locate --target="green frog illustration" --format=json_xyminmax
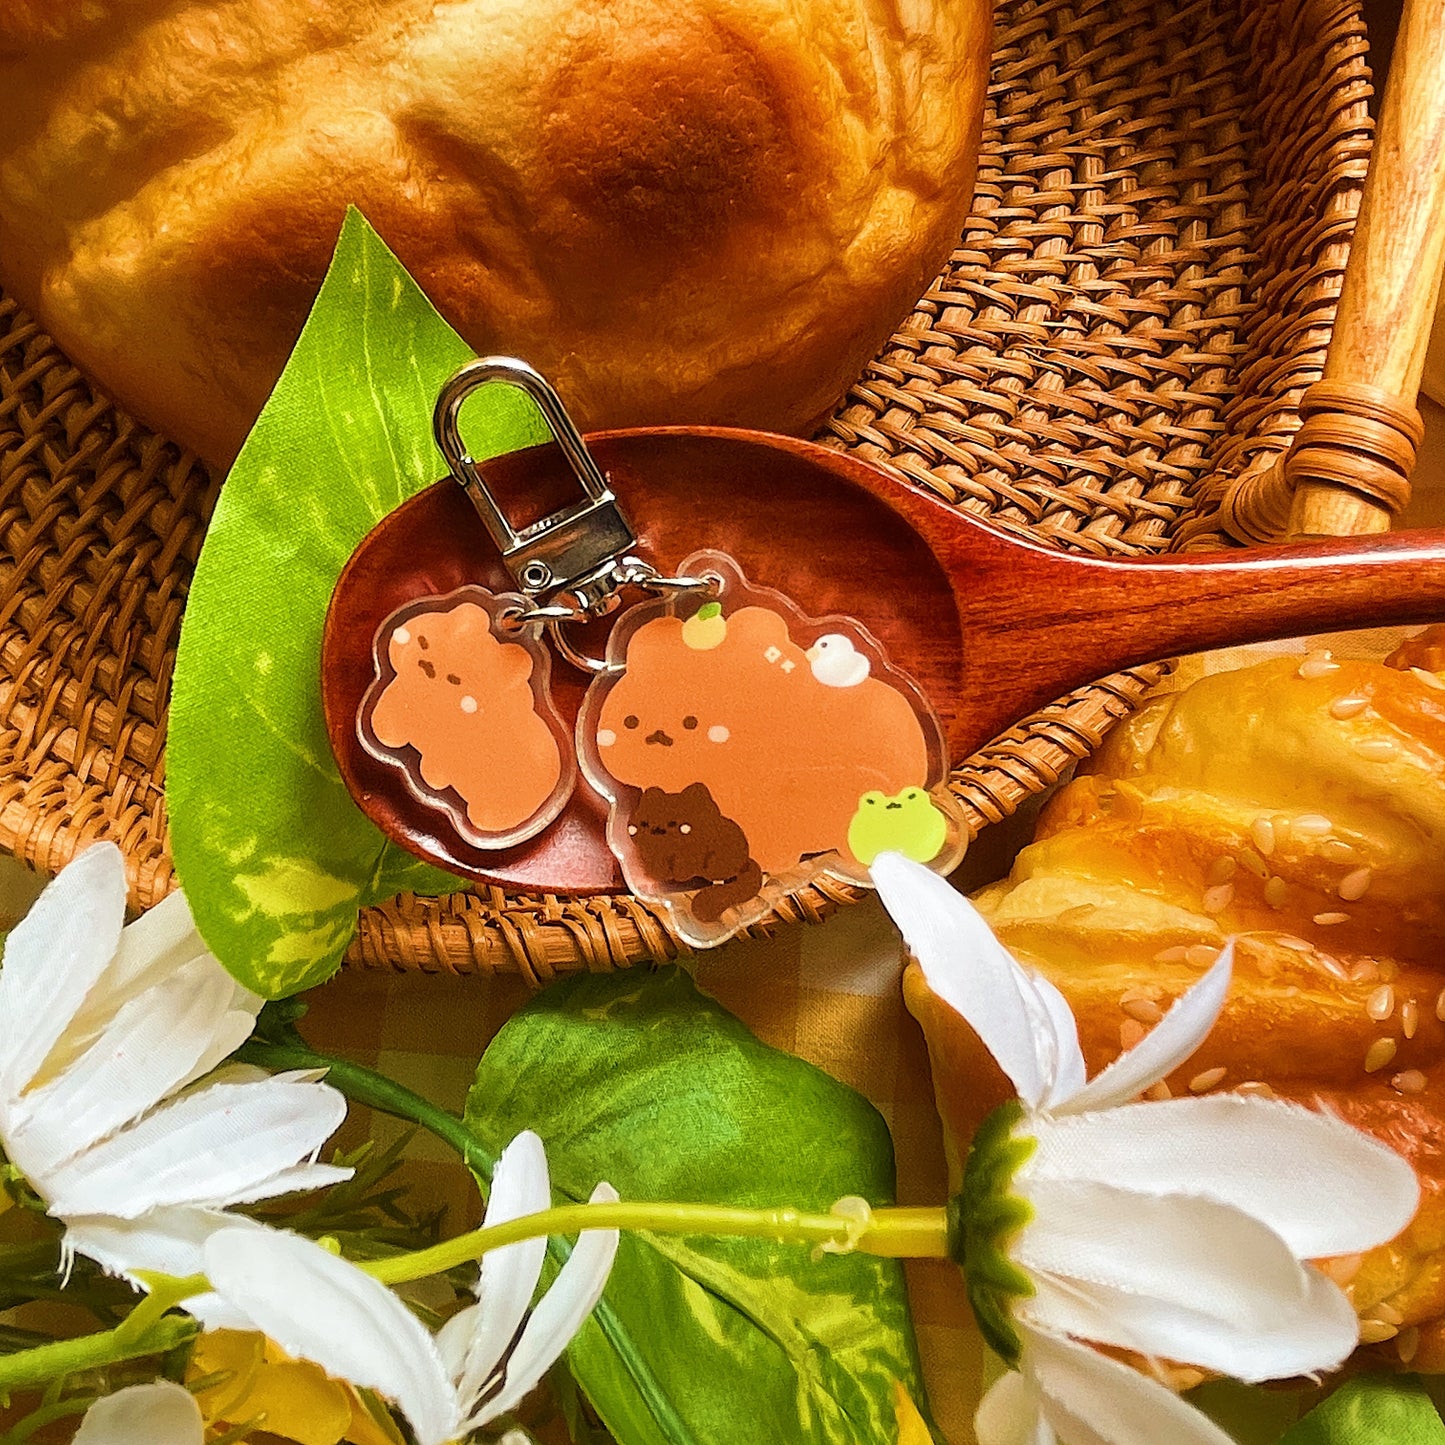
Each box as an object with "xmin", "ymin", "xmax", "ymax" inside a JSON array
[{"xmin": 847, "ymin": 787, "xmax": 949, "ymax": 866}]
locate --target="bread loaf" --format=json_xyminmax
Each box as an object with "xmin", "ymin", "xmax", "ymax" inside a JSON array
[
  {"xmin": 910, "ymin": 650, "xmax": 1445, "ymax": 1369},
  {"xmin": 0, "ymin": 1, "xmax": 989, "ymax": 466}
]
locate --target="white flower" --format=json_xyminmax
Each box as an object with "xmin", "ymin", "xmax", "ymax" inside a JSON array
[
  {"xmin": 0, "ymin": 844, "xmax": 351, "ymax": 1309},
  {"xmin": 198, "ymin": 1130, "xmax": 619, "ymax": 1445},
  {"xmin": 74, "ymin": 1381, "xmax": 202, "ymax": 1444},
  {"xmin": 872, "ymin": 851, "xmax": 1420, "ymax": 1445}
]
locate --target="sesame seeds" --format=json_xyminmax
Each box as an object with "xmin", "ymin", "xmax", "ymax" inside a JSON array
[
  {"xmin": 1250, "ymin": 817, "xmax": 1276, "ymax": 856},
  {"xmin": 1202, "ymin": 883, "xmax": 1234, "ymax": 915},
  {"xmin": 1144, "ymin": 1081, "xmax": 1172, "ymax": 1102},
  {"xmin": 1122, "ymin": 995, "xmax": 1164, "ymax": 1025},
  {"xmin": 1237, "ymin": 848, "xmax": 1269, "ymax": 878},
  {"xmin": 1356, "ymin": 738, "xmax": 1399, "ymax": 763},
  {"xmin": 1313, "ymin": 911, "xmax": 1349, "ymax": 926},
  {"xmin": 1297, "ymin": 650, "xmax": 1341, "ymax": 679},
  {"xmin": 1152, "ymin": 945, "xmax": 1190, "ymax": 964},
  {"xmin": 1188, "ymin": 1067, "xmax": 1227, "ymax": 1094},
  {"xmin": 1364, "ymin": 1038, "xmax": 1398, "ymax": 1073},
  {"xmin": 1234, "ymin": 1080, "xmax": 1277, "ymax": 1099},
  {"xmin": 1402, "ymin": 999, "xmax": 1419, "ymax": 1039},
  {"xmin": 1207, "ymin": 856, "xmax": 1238, "ymax": 885},
  {"xmin": 1359, "ymin": 1319, "xmax": 1400, "ymax": 1345},
  {"xmin": 1264, "ymin": 877, "xmax": 1289, "ymax": 909},
  {"xmin": 1275, "ymin": 934, "xmax": 1313, "ymax": 952},
  {"xmin": 1329, "ymin": 694, "xmax": 1369, "ymax": 719},
  {"xmin": 1391, "ymin": 1070, "xmax": 1427, "ymax": 1095},
  {"xmin": 1411, "ymin": 666, "xmax": 1445, "ymax": 692},
  {"xmin": 1320, "ymin": 839, "xmax": 1356, "ymax": 863},
  {"xmin": 1292, "ymin": 814, "xmax": 1333, "ymax": 837},
  {"xmin": 1120, "ymin": 1019, "xmax": 1147, "ymax": 1050},
  {"xmin": 1366, "ymin": 985, "xmax": 1396, "ymax": 1022},
  {"xmin": 1350, "ymin": 960, "xmax": 1382, "ymax": 985},
  {"xmin": 1338, "ymin": 867, "xmax": 1372, "ymax": 901},
  {"xmin": 1398, "ymin": 1326, "xmax": 1421, "ymax": 1365},
  {"xmin": 1185, "ymin": 944, "xmax": 1220, "ymax": 969}
]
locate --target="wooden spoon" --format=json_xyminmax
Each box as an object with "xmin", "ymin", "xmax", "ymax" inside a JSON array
[{"xmin": 324, "ymin": 426, "xmax": 1445, "ymax": 894}]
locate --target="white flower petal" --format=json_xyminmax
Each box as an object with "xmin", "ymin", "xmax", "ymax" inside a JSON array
[
  {"xmin": 5, "ymin": 957, "xmax": 239, "ymax": 1181},
  {"xmin": 43, "ymin": 1078, "xmax": 346, "ymax": 1218},
  {"xmin": 60, "ymin": 889, "xmax": 257, "ymax": 1061},
  {"xmin": 1023, "ymin": 1326, "xmax": 1236, "ymax": 1445},
  {"xmin": 206, "ymin": 1161, "xmax": 355, "ymax": 1207},
  {"xmin": 975, "ymin": 1369, "xmax": 1056, "ymax": 1445},
  {"xmin": 456, "ymin": 1131, "xmax": 551, "ymax": 1410},
  {"xmin": 469, "ymin": 1181, "xmax": 621, "ymax": 1428},
  {"xmin": 872, "ymin": 852, "xmax": 1062, "ymax": 1108},
  {"xmin": 1027, "ymin": 1264, "xmax": 1358, "ymax": 1383},
  {"xmin": 437, "ymin": 1301, "xmax": 482, "ymax": 1379},
  {"xmin": 169, "ymin": 1009, "xmax": 266, "ymax": 1097},
  {"xmin": 1017, "ymin": 1179, "xmax": 1313, "ymax": 1322},
  {"xmin": 0, "ymin": 843, "xmax": 127, "ymax": 1101},
  {"xmin": 1030, "ymin": 972, "xmax": 1087, "ymax": 1110},
  {"xmin": 1061, "ymin": 946, "xmax": 1233, "ymax": 1115},
  {"xmin": 196, "ymin": 1062, "xmax": 274, "ymax": 1088},
  {"xmin": 74, "ymin": 1381, "xmax": 203, "ymax": 1445},
  {"xmin": 203, "ymin": 1226, "xmax": 460, "ymax": 1445},
  {"xmin": 63, "ymin": 1207, "xmax": 264, "ymax": 1330},
  {"xmin": 1015, "ymin": 1180, "xmax": 1359, "ymax": 1379},
  {"xmin": 1025, "ymin": 1095, "xmax": 1419, "ymax": 1258}
]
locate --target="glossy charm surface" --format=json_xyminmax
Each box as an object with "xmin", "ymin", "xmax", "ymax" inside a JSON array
[
  {"xmin": 359, "ymin": 586, "xmax": 575, "ymax": 850},
  {"xmin": 579, "ymin": 551, "xmax": 964, "ymax": 943}
]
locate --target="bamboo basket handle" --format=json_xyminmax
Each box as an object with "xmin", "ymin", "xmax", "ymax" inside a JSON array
[{"xmin": 1223, "ymin": 0, "xmax": 1445, "ymax": 541}]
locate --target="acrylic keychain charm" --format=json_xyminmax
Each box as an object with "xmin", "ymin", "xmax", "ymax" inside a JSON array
[
  {"xmin": 332, "ymin": 354, "xmax": 964, "ymax": 941},
  {"xmin": 358, "ymin": 585, "xmax": 575, "ymax": 850},
  {"xmin": 578, "ymin": 549, "xmax": 966, "ymax": 946},
  {"xmin": 346, "ymin": 355, "xmax": 626, "ymax": 852}
]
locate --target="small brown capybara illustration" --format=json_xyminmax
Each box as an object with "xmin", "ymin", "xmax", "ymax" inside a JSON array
[
  {"xmin": 626, "ymin": 783, "xmax": 765, "ymax": 923},
  {"xmin": 368, "ymin": 600, "xmax": 563, "ymax": 837},
  {"xmin": 595, "ymin": 604, "xmax": 930, "ymax": 875}
]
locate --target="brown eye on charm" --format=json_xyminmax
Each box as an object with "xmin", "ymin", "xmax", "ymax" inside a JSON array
[
  {"xmin": 624, "ymin": 715, "xmax": 640, "ymax": 729},
  {"xmin": 683, "ymin": 715, "xmax": 699, "ymax": 730}
]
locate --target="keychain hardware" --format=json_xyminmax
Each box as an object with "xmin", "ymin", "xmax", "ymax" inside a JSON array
[
  {"xmin": 435, "ymin": 356, "xmax": 717, "ymax": 664},
  {"xmin": 435, "ymin": 356, "xmax": 642, "ymax": 614}
]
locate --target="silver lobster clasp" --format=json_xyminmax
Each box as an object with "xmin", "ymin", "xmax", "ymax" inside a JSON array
[{"xmin": 433, "ymin": 357, "xmax": 638, "ymax": 612}]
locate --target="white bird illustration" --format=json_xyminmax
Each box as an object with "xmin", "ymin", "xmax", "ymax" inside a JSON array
[{"xmin": 806, "ymin": 634, "xmax": 870, "ymax": 688}]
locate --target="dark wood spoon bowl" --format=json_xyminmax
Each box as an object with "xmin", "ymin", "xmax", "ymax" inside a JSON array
[{"xmin": 324, "ymin": 426, "xmax": 1445, "ymax": 895}]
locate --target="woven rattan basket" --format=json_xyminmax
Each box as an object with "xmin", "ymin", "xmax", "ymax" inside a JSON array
[{"xmin": 0, "ymin": 0, "xmax": 1404, "ymax": 978}]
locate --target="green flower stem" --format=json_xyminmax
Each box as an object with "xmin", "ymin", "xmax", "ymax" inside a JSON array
[
  {"xmin": 0, "ymin": 1315, "xmax": 195, "ymax": 1394},
  {"xmin": 366, "ymin": 1200, "xmax": 950, "ymax": 1285},
  {"xmin": 237, "ymin": 1027, "xmax": 495, "ymax": 1177},
  {"xmin": 242, "ymin": 1014, "xmax": 952, "ymax": 1279}
]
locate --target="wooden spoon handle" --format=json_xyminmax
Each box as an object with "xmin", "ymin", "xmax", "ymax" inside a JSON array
[{"xmin": 948, "ymin": 524, "xmax": 1445, "ymax": 754}]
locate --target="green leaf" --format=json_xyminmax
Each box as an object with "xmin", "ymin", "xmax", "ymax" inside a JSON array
[
  {"xmin": 464, "ymin": 966, "xmax": 932, "ymax": 1445},
  {"xmin": 1278, "ymin": 1376, "xmax": 1445, "ymax": 1445},
  {"xmin": 167, "ymin": 209, "xmax": 550, "ymax": 997}
]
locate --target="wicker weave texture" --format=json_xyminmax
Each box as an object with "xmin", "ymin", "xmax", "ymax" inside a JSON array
[{"xmin": 0, "ymin": 0, "xmax": 1372, "ymax": 975}]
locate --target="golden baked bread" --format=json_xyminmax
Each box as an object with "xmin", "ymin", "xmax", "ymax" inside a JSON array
[
  {"xmin": 0, "ymin": 1, "xmax": 989, "ymax": 466},
  {"xmin": 909, "ymin": 649, "xmax": 1445, "ymax": 1371}
]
